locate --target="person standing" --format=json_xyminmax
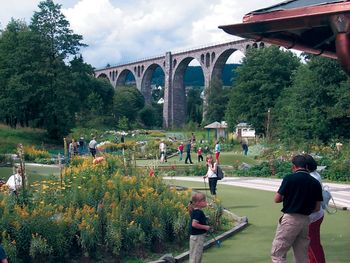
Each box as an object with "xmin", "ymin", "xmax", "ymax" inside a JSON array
[
  {"xmin": 305, "ymin": 154, "xmax": 326, "ymax": 263},
  {"xmin": 191, "ymin": 132, "xmax": 196, "ymax": 143},
  {"xmin": 159, "ymin": 140, "xmax": 167, "ymax": 162},
  {"xmin": 68, "ymin": 139, "xmax": 75, "ymax": 163},
  {"xmin": 271, "ymin": 155, "xmax": 323, "ymax": 263},
  {"xmin": 188, "ymin": 192, "xmax": 210, "ymax": 263},
  {"xmin": 203, "ymin": 154, "xmax": 218, "ymax": 196},
  {"xmin": 178, "ymin": 142, "xmax": 184, "ymax": 161},
  {"xmin": 6, "ymin": 166, "xmax": 23, "ymax": 195},
  {"xmin": 0, "ymin": 245, "xmax": 8, "ymax": 263},
  {"xmin": 241, "ymin": 140, "xmax": 248, "ymax": 156},
  {"xmin": 197, "ymin": 147, "xmax": 203, "ymax": 162},
  {"xmin": 78, "ymin": 137, "xmax": 85, "ymax": 155},
  {"xmin": 88, "ymin": 137, "xmax": 98, "ymax": 159},
  {"xmin": 185, "ymin": 140, "xmax": 193, "ymax": 164},
  {"xmin": 214, "ymin": 140, "xmax": 221, "ymax": 163}
]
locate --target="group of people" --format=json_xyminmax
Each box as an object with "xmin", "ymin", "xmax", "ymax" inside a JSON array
[
  {"xmin": 189, "ymin": 153, "xmax": 326, "ymax": 263},
  {"xmin": 176, "ymin": 139, "xmax": 221, "ymax": 165}
]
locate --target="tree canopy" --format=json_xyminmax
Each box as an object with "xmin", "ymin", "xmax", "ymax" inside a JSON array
[
  {"xmin": 0, "ymin": 0, "xmax": 114, "ymax": 139},
  {"xmin": 225, "ymin": 46, "xmax": 301, "ymax": 134}
]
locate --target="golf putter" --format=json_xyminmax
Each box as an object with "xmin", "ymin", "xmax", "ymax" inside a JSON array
[{"xmin": 209, "ymin": 231, "xmax": 221, "ymax": 247}]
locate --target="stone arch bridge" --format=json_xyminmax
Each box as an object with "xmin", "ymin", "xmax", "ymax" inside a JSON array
[{"xmin": 94, "ymin": 39, "xmax": 265, "ymax": 128}]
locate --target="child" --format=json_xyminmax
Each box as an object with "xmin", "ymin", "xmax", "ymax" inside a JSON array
[
  {"xmin": 197, "ymin": 147, "xmax": 203, "ymax": 162},
  {"xmin": 188, "ymin": 192, "xmax": 210, "ymax": 263},
  {"xmin": 178, "ymin": 142, "xmax": 184, "ymax": 161}
]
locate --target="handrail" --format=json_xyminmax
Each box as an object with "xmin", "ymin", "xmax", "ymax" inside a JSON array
[{"xmin": 95, "ymin": 39, "xmax": 253, "ymax": 71}]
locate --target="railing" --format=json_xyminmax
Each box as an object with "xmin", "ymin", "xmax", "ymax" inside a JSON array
[{"xmin": 95, "ymin": 38, "xmax": 251, "ymax": 71}]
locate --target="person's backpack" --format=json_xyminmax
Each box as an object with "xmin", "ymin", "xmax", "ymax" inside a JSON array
[
  {"xmin": 322, "ymin": 185, "xmax": 337, "ymax": 214},
  {"xmin": 216, "ymin": 165, "xmax": 224, "ymax": 180}
]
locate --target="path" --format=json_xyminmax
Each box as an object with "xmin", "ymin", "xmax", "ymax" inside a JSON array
[{"xmin": 164, "ymin": 176, "xmax": 350, "ymax": 210}]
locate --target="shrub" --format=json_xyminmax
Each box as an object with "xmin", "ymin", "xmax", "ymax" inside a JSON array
[
  {"xmin": 0, "ymin": 155, "xmax": 227, "ymax": 262},
  {"xmin": 24, "ymin": 146, "xmax": 50, "ymax": 162}
]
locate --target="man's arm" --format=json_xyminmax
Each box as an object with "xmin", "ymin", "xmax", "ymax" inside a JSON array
[
  {"xmin": 192, "ymin": 220, "xmax": 210, "ymax": 231},
  {"xmin": 274, "ymin": 192, "xmax": 283, "ymax": 203},
  {"xmin": 313, "ymin": 201, "xmax": 321, "ymax": 212}
]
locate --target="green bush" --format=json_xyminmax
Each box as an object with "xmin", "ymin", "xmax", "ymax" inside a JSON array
[{"xmin": 0, "ymin": 155, "xmax": 227, "ymax": 262}]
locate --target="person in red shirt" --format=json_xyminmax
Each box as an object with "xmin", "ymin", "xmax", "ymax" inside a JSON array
[
  {"xmin": 197, "ymin": 147, "xmax": 203, "ymax": 162},
  {"xmin": 178, "ymin": 143, "xmax": 184, "ymax": 161}
]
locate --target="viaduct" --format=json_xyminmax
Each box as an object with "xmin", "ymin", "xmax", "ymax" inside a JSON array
[{"xmin": 94, "ymin": 39, "xmax": 265, "ymax": 128}]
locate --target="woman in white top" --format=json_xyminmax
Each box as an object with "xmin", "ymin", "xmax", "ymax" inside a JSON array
[
  {"xmin": 305, "ymin": 154, "xmax": 326, "ymax": 263},
  {"xmin": 203, "ymin": 154, "xmax": 218, "ymax": 196},
  {"xmin": 6, "ymin": 166, "xmax": 23, "ymax": 194}
]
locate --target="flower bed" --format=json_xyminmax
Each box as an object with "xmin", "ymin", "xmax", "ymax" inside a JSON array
[{"xmin": 0, "ymin": 155, "xmax": 226, "ymax": 262}]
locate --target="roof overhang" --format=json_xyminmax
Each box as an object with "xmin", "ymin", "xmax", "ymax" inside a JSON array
[{"xmin": 219, "ymin": 0, "xmax": 350, "ymax": 76}]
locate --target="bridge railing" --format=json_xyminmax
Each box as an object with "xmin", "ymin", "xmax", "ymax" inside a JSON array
[
  {"xmin": 95, "ymin": 54, "xmax": 165, "ymax": 71},
  {"xmin": 95, "ymin": 38, "xmax": 252, "ymax": 71}
]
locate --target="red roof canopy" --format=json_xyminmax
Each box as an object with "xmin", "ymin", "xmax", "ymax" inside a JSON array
[{"xmin": 219, "ymin": 0, "xmax": 350, "ymax": 75}]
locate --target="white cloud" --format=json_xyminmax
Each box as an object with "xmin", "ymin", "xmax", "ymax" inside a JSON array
[{"xmin": 1, "ymin": 0, "xmax": 283, "ymax": 68}]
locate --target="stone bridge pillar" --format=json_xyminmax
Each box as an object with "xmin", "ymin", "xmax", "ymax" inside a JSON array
[{"xmin": 163, "ymin": 52, "xmax": 172, "ymax": 128}]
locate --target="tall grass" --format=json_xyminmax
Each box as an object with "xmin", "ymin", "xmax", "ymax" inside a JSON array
[{"xmin": 0, "ymin": 124, "xmax": 59, "ymax": 154}]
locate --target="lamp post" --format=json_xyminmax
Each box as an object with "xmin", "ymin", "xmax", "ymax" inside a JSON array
[{"xmin": 267, "ymin": 108, "xmax": 271, "ymax": 141}]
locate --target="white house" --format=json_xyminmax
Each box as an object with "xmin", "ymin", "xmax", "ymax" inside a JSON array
[{"xmin": 235, "ymin": 122, "xmax": 255, "ymax": 139}]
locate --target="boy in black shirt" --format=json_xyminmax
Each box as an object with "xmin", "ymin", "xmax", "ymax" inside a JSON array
[{"xmin": 189, "ymin": 193, "xmax": 210, "ymax": 263}]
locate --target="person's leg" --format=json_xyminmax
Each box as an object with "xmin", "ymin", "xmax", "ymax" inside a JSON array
[
  {"xmin": 308, "ymin": 216, "xmax": 325, "ymax": 263},
  {"xmin": 291, "ymin": 215, "xmax": 310, "ymax": 263},
  {"xmin": 185, "ymin": 153, "xmax": 189, "ymax": 163},
  {"xmin": 212, "ymin": 178, "xmax": 217, "ymax": 195},
  {"xmin": 209, "ymin": 178, "xmax": 217, "ymax": 195},
  {"xmin": 180, "ymin": 151, "xmax": 183, "ymax": 161},
  {"xmin": 189, "ymin": 234, "xmax": 206, "ymax": 263},
  {"xmin": 271, "ymin": 214, "xmax": 303, "ymax": 263}
]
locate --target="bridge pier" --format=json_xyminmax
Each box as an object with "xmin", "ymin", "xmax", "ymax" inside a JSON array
[{"xmin": 94, "ymin": 40, "xmax": 266, "ymax": 129}]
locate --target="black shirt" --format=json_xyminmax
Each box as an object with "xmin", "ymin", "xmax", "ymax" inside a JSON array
[
  {"xmin": 278, "ymin": 169, "xmax": 323, "ymax": 215},
  {"xmin": 190, "ymin": 209, "xmax": 208, "ymax": 235}
]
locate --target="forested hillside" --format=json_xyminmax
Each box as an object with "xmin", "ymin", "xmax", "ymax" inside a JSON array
[{"xmin": 146, "ymin": 64, "xmax": 240, "ymax": 87}]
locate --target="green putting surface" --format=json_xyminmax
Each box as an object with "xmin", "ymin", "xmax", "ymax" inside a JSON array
[{"xmin": 170, "ymin": 180, "xmax": 350, "ymax": 263}]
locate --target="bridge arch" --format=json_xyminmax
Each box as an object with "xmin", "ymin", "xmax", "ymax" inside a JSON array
[
  {"xmin": 94, "ymin": 39, "xmax": 267, "ymax": 128},
  {"xmin": 116, "ymin": 69, "xmax": 136, "ymax": 89},
  {"xmin": 141, "ymin": 63, "xmax": 165, "ymax": 104},
  {"xmin": 96, "ymin": 73, "xmax": 109, "ymax": 79},
  {"xmin": 211, "ymin": 48, "xmax": 240, "ymax": 83}
]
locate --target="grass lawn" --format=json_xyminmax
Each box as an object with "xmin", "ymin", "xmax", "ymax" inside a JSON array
[
  {"xmin": 0, "ymin": 124, "xmax": 60, "ymax": 154},
  {"xmin": 169, "ymin": 180, "xmax": 350, "ymax": 263},
  {"xmin": 135, "ymin": 151, "xmax": 259, "ymax": 167},
  {"xmin": 0, "ymin": 165, "xmax": 60, "ymax": 182}
]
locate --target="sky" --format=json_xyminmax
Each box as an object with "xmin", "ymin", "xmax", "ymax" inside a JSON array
[{"xmin": 0, "ymin": 0, "xmax": 283, "ymax": 68}]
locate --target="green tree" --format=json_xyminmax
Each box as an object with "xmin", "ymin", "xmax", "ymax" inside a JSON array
[
  {"xmin": 186, "ymin": 87, "xmax": 203, "ymax": 124},
  {"xmin": 225, "ymin": 46, "xmax": 300, "ymax": 135},
  {"xmin": 204, "ymin": 78, "xmax": 229, "ymax": 124},
  {"xmin": 113, "ymin": 87, "xmax": 145, "ymax": 124},
  {"xmin": 28, "ymin": 0, "xmax": 86, "ymax": 138},
  {"xmin": 30, "ymin": 0, "xmax": 85, "ymax": 60},
  {"xmin": 139, "ymin": 105, "xmax": 157, "ymax": 128},
  {"xmin": 0, "ymin": 19, "xmax": 44, "ymax": 128},
  {"xmin": 275, "ymin": 56, "xmax": 349, "ymax": 143}
]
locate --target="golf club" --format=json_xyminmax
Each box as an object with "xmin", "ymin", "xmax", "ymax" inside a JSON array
[
  {"xmin": 203, "ymin": 177, "xmax": 208, "ymax": 196},
  {"xmin": 209, "ymin": 231, "xmax": 221, "ymax": 247}
]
